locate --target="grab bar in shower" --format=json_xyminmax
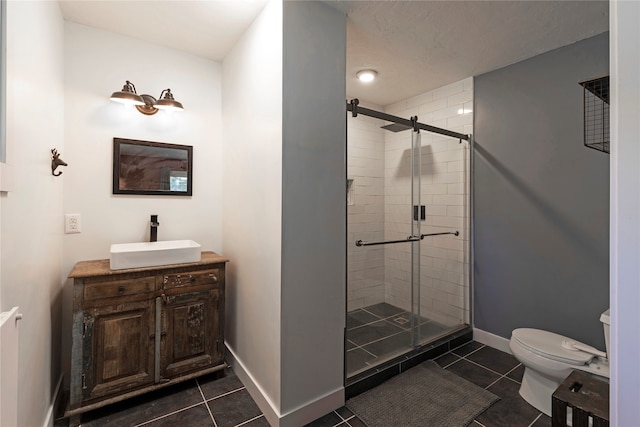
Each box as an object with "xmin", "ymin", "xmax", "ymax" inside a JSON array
[{"xmin": 355, "ymin": 231, "xmax": 459, "ymax": 247}]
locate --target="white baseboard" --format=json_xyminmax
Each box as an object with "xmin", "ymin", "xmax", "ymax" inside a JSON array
[
  {"xmin": 43, "ymin": 374, "xmax": 63, "ymax": 427},
  {"xmin": 224, "ymin": 344, "xmax": 344, "ymax": 427},
  {"xmin": 224, "ymin": 344, "xmax": 280, "ymax": 426},
  {"xmin": 279, "ymin": 386, "xmax": 344, "ymax": 427},
  {"xmin": 473, "ymin": 328, "xmax": 512, "ymax": 354}
]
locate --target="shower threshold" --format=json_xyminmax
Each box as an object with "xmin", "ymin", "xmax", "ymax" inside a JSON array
[{"xmin": 345, "ymin": 303, "xmax": 472, "ymax": 399}]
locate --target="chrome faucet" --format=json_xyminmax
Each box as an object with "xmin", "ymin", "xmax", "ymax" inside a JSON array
[{"xmin": 150, "ymin": 215, "xmax": 160, "ymax": 242}]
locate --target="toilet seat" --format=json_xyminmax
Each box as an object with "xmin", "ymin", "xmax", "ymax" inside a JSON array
[{"xmin": 511, "ymin": 328, "xmax": 594, "ymax": 366}]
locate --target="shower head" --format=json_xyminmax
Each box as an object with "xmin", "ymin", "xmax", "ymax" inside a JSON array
[{"xmin": 381, "ymin": 122, "xmax": 413, "ymax": 132}]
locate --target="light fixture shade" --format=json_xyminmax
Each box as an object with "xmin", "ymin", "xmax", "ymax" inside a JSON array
[
  {"xmin": 110, "ymin": 81, "xmax": 145, "ymax": 106},
  {"xmin": 154, "ymin": 89, "xmax": 184, "ymax": 111}
]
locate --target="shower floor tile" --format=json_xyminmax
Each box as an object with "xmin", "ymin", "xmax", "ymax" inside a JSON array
[
  {"xmin": 346, "ymin": 309, "xmax": 380, "ymax": 330},
  {"xmin": 418, "ymin": 319, "xmax": 450, "ymax": 340},
  {"xmin": 361, "ymin": 330, "xmax": 413, "ymax": 357},
  {"xmin": 362, "ymin": 302, "xmax": 405, "ymax": 319},
  {"xmin": 348, "ymin": 319, "xmax": 405, "ymax": 347},
  {"xmin": 346, "ymin": 347, "xmax": 377, "ymax": 370},
  {"xmin": 346, "ymin": 303, "xmax": 456, "ymax": 377}
]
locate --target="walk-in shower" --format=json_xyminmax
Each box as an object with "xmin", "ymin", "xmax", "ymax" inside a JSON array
[{"xmin": 346, "ymin": 98, "xmax": 472, "ymax": 383}]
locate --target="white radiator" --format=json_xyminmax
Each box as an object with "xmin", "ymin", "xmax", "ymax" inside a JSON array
[{"xmin": 0, "ymin": 307, "xmax": 22, "ymax": 427}]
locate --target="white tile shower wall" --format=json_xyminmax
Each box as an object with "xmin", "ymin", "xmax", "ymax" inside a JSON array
[
  {"xmin": 347, "ymin": 104, "xmax": 386, "ymax": 311},
  {"xmin": 384, "ymin": 78, "xmax": 472, "ymax": 327}
]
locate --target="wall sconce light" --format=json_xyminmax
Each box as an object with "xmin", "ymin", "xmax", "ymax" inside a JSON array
[{"xmin": 110, "ymin": 80, "xmax": 184, "ymax": 115}]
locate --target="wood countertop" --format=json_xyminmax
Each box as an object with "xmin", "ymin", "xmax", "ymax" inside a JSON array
[{"xmin": 69, "ymin": 251, "xmax": 229, "ymax": 278}]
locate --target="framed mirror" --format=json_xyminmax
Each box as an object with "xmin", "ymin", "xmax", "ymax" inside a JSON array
[{"xmin": 113, "ymin": 138, "xmax": 193, "ymax": 196}]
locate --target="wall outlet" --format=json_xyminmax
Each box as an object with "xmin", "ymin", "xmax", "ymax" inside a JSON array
[{"xmin": 64, "ymin": 213, "xmax": 81, "ymax": 234}]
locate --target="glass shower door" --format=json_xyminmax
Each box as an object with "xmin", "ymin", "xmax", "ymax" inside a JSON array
[
  {"xmin": 345, "ymin": 122, "xmax": 422, "ymax": 378},
  {"xmin": 345, "ymin": 99, "xmax": 471, "ymax": 383},
  {"xmin": 410, "ymin": 131, "xmax": 421, "ymax": 348}
]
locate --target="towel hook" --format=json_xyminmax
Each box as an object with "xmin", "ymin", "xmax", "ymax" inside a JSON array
[{"xmin": 51, "ymin": 148, "xmax": 68, "ymax": 176}]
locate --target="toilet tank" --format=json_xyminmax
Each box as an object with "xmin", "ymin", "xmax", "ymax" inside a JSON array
[{"xmin": 600, "ymin": 309, "xmax": 611, "ymax": 358}]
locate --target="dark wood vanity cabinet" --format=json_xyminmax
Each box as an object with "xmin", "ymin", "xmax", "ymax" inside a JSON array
[{"xmin": 66, "ymin": 252, "xmax": 228, "ymax": 421}]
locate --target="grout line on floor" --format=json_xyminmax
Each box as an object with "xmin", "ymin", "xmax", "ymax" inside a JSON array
[
  {"xmin": 440, "ymin": 355, "xmax": 462, "ymax": 370},
  {"xmin": 528, "ymin": 413, "xmax": 544, "ymax": 427},
  {"xmin": 483, "ymin": 362, "xmax": 523, "ymax": 389},
  {"xmin": 341, "ymin": 414, "xmax": 355, "ymax": 423},
  {"xmin": 204, "ymin": 386, "xmax": 246, "ymax": 403},
  {"xmin": 458, "ymin": 343, "xmax": 486, "ymax": 357},
  {"xmin": 348, "ymin": 327, "xmax": 409, "ymax": 350},
  {"xmin": 504, "ymin": 363, "xmax": 522, "ymax": 376},
  {"xmin": 235, "ymin": 414, "xmax": 265, "ymax": 426},
  {"xmin": 460, "ymin": 355, "xmax": 518, "ymax": 380},
  {"xmin": 196, "ymin": 380, "xmax": 219, "ymax": 427},
  {"xmin": 484, "ymin": 375, "xmax": 504, "ymax": 390},
  {"xmin": 350, "ymin": 344, "xmax": 378, "ymax": 358},
  {"xmin": 360, "ymin": 307, "xmax": 407, "ymax": 323},
  {"xmin": 133, "ymin": 401, "xmax": 210, "ymax": 427},
  {"xmin": 503, "ymin": 363, "xmax": 523, "ymax": 384}
]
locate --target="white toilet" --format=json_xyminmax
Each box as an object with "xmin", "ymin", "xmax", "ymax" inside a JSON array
[{"xmin": 509, "ymin": 309, "xmax": 610, "ymax": 416}]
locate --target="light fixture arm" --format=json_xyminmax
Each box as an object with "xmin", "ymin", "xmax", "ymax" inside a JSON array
[{"xmin": 136, "ymin": 94, "xmax": 160, "ymax": 116}]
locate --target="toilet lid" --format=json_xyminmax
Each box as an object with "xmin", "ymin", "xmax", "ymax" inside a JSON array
[{"xmin": 512, "ymin": 328, "xmax": 594, "ymax": 365}]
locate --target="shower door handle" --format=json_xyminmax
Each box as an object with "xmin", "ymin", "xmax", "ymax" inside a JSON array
[
  {"xmin": 355, "ymin": 231, "xmax": 459, "ymax": 247},
  {"xmin": 355, "ymin": 236, "xmax": 421, "ymax": 247}
]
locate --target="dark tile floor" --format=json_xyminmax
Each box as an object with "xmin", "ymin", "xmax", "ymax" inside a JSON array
[
  {"xmin": 346, "ymin": 303, "xmax": 451, "ymax": 377},
  {"xmin": 57, "ymin": 341, "xmax": 551, "ymax": 427},
  {"xmin": 315, "ymin": 341, "xmax": 552, "ymax": 427},
  {"xmin": 55, "ymin": 368, "xmax": 270, "ymax": 427}
]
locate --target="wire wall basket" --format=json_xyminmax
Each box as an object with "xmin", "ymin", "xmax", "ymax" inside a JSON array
[{"xmin": 579, "ymin": 75, "xmax": 609, "ymax": 154}]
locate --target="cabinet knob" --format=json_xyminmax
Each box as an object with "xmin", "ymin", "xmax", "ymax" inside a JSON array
[
  {"xmin": 209, "ymin": 274, "xmax": 218, "ymax": 282},
  {"xmin": 118, "ymin": 285, "xmax": 126, "ymax": 293}
]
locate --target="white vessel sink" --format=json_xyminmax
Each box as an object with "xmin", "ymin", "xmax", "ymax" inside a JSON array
[{"xmin": 110, "ymin": 240, "xmax": 201, "ymax": 270}]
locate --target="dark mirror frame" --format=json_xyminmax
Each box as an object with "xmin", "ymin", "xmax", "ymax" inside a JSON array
[{"xmin": 113, "ymin": 137, "xmax": 193, "ymax": 196}]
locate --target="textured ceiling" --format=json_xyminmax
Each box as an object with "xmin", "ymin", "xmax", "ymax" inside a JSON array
[
  {"xmin": 58, "ymin": 0, "xmax": 609, "ymax": 107},
  {"xmin": 329, "ymin": 1, "xmax": 609, "ymax": 106}
]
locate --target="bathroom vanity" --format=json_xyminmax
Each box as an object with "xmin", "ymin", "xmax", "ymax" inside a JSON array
[{"xmin": 65, "ymin": 251, "xmax": 228, "ymax": 422}]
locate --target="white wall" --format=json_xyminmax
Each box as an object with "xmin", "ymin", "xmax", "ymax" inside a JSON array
[
  {"xmin": 221, "ymin": 0, "xmax": 283, "ymax": 421},
  {"xmin": 280, "ymin": 1, "xmax": 346, "ymax": 424},
  {"xmin": 1, "ymin": 2, "xmax": 64, "ymax": 426},
  {"xmin": 610, "ymin": 1, "xmax": 640, "ymax": 423},
  {"xmin": 62, "ymin": 21, "xmax": 223, "ymax": 382},
  {"xmin": 223, "ymin": 2, "xmax": 346, "ymax": 425}
]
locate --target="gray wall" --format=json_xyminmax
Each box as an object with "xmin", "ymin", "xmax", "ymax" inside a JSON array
[
  {"xmin": 281, "ymin": 0, "xmax": 346, "ymax": 420},
  {"xmin": 474, "ymin": 32, "xmax": 609, "ymax": 348}
]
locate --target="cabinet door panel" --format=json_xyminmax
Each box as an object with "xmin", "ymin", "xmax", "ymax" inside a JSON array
[
  {"xmin": 84, "ymin": 300, "xmax": 155, "ymax": 401},
  {"xmin": 161, "ymin": 289, "xmax": 222, "ymax": 379}
]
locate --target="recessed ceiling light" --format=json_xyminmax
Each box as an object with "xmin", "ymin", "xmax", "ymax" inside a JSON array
[{"xmin": 357, "ymin": 70, "xmax": 378, "ymax": 83}]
